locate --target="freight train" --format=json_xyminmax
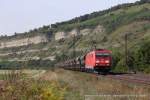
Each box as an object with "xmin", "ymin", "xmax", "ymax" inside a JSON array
[{"xmin": 56, "ymin": 49, "xmax": 112, "ymax": 73}]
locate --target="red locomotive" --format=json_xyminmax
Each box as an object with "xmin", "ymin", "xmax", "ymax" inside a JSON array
[
  {"xmin": 85, "ymin": 49, "xmax": 112, "ymax": 73},
  {"xmin": 57, "ymin": 49, "xmax": 112, "ymax": 73}
]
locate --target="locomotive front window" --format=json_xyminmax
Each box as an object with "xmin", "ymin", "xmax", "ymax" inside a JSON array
[{"xmin": 96, "ymin": 53, "xmax": 110, "ymax": 57}]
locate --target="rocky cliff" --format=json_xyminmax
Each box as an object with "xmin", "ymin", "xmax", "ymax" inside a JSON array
[
  {"xmin": 0, "ymin": 35, "xmax": 48, "ymax": 48},
  {"xmin": 54, "ymin": 25, "xmax": 104, "ymax": 40}
]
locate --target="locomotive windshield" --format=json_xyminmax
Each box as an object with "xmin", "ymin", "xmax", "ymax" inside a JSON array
[{"xmin": 96, "ymin": 53, "xmax": 110, "ymax": 57}]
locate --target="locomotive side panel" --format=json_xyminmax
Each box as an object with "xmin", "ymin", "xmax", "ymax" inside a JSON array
[{"xmin": 85, "ymin": 51, "xmax": 95, "ymax": 69}]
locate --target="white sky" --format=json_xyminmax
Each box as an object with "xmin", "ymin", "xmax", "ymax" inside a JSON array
[{"xmin": 0, "ymin": 0, "xmax": 139, "ymax": 36}]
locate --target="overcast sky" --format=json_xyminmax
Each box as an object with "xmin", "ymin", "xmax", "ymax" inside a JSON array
[{"xmin": 0, "ymin": 0, "xmax": 139, "ymax": 36}]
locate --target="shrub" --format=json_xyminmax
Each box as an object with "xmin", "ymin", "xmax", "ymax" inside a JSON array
[
  {"xmin": 144, "ymin": 66, "xmax": 150, "ymax": 74},
  {"xmin": 113, "ymin": 59, "xmax": 128, "ymax": 73},
  {"xmin": 0, "ymin": 80, "xmax": 66, "ymax": 100}
]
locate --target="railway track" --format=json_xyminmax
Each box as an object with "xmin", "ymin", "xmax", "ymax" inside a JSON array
[
  {"xmin": 90, "ymin": 71, "xmax": 149, "ymax": 86},
  {"xmin": 105, "ymin": 73, "xmax": 150, "ymax": 86},
  {"xmin": 64, "ymin": 68, "xmax": 150, "ymax": 86}
]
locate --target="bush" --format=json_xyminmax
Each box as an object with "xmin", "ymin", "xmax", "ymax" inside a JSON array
[
  {"xmin": 0, "ymin": 60, "xmax": 55, "ymax": 70},
  {"xmin": 132, "ymin": 40, "xmax": 150, "ymax": 72},
  {"xmin": 111, "ymin": 50, "xmax": 122, "ymax": 69},
  {"xmin": 113, "ymin": 59, "xmax": 128, "ymax": 73},
  {"xmin": 144, "ymin": 66, "xmax": 150, "ymax": 74},
  {"xmin": 0, "ymin": 80, "xmax": 66, "ymax": 100}
]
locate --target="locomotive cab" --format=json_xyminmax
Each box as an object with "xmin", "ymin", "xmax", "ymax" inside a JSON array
[
  {"xmin": 85, "ymin": 49, "xmax": 112, "ymax": 73},
  {"xmin": 95, "ymin": 52, "xmax": 112, "ymax": 72}
]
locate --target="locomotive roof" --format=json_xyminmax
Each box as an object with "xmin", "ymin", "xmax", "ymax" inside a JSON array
[{"xmin": 86, "ymin": 49, "xmax": 112, "ymax": 55}]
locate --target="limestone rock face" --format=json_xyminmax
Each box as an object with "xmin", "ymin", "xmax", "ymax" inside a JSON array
[
  {"xmin": 93, "ymin": 25, "xmax": 105, "ymax": 33},
  {"xmin": 80, "ymin": 29, "xmax": 91, "ymax": 36},
  {"xmin": 0, "ymin": 35, "xmax": 48, "ymax": 48},
  {"xmin": 67, "ymin": 29, "xmax": 78, "ymax": 37},
  {"xmin": 54, "ymin": 25, "xmax": 104, "ymax": 40},
  {"xmin": 55, "ymin": 32, "xmax": 66, "ymax": 40}
]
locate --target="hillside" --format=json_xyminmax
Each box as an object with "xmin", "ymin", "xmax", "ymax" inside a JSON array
[{"xmin": 0, "ymin": 0, "xmax": 150, "ymax": 72}]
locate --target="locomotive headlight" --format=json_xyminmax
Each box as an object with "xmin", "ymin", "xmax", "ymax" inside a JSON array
[
  {"xmin": 105, "ymin": 60, "xmax": 110, "ymax": 63},
  {"xmin": 96, "ymin": 60, "xmax": 100, "ymax": 63}
]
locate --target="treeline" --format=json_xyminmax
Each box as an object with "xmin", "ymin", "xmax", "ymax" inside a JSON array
[
  {"xmin": 0, "ymin": 25, "xmax": 52, "ymax": 41},
  {"xmin": 112, "ymin": 40, "xmax": 150, "ymax": 73},
  {"xmin": 51, "ymin": 0, "xmax": 150, "ymax": 29},
  {"xmin": 0, "ymin": 60, "xmax": 55, "ymax": 70}
]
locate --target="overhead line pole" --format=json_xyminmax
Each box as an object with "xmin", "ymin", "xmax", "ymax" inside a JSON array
[
  {"xmin": 125, "ymin": 33, "xmax": 128, "ymax": 70},
  {"xmin": 73, "ymin": 19, "xmax": 80, "ymax": 58},
  {"xmin": 73, "ymin": 34, "xmax": 76, "ymax": 58}
]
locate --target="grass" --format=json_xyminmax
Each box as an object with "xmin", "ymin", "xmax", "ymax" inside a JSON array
[
  {"xmin": 0, "ymin": 70, "xmax": 47, "ymax": 81},
  {"xmin": 0, "ymin": 68, "xmax": 149, "ymax": 100},
  {"xmin": 0, "ymin": 79, "xmax": 66, "ymax": 100},
  {"xmin": 41, "ymin": 68, "xmax": 150, "ymax": 100},
  {"xmin": 0, "ymin": 69, "xmax": 66, "ymax": 100}
]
